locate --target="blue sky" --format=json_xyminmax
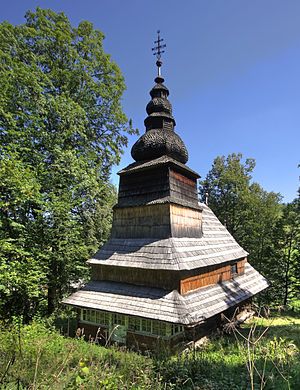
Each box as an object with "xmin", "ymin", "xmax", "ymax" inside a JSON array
[{"xmin": 2, "ymin": 0, "xmax": 300, "ymax": 201}]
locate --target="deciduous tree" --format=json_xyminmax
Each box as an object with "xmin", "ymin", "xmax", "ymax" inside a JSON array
[{"xmin": 0, "ymin": 8, "xmax": 135, "ymax": 319}]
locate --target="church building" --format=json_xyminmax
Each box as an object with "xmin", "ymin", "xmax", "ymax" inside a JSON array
[{"xmin": 63, "ymin": 33, "xmax": 268, "ymax": 350}]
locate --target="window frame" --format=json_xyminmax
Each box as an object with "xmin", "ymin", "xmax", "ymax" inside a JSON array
[
  {"xmin": 231, "ymin": 263, "xmax": 238, "ymax": 276},
  {"xmin": 80, "ymin": 310, "xmax": 179, "ymax": 339}
]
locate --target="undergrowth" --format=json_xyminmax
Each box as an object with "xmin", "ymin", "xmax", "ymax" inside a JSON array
[{"xmin": 0, "ymin": 312, "xmax": 299, "ymax": 389}]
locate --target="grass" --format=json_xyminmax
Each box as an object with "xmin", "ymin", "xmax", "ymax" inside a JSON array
[
  {"xmin": 0, "ymin": 321, "xmax": 157, "ymax": 389},
  {"xmin": 0, "ymin": 311, "xmax": 299, "ymax": 389},
  {"xmin": 158, "ymin": 312, "xmax": 300, "ymax": 389}
]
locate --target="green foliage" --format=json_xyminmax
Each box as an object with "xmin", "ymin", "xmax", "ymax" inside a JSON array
[
  {"xmin": 199, "ymin": 153, "xmax": 300, "ymax": 306},
  {"xmin": 0, "ymin": 320, "xmax": 156, "ymax": 389},
  {"xmin": 270, "ymin": 199, "xmax": 300, "ymax": 305},
  {"xmin": 0, "ymin": 8, "xmax": 135, "ymax": 319},
  {"xmin": 0, "ymin": 313, "xmax": 299, "ymax": 389}
]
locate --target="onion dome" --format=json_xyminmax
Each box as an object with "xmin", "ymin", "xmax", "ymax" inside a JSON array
[{"xmin": 131, "ymin": 75, "xmax": 188, "ymax": 164}]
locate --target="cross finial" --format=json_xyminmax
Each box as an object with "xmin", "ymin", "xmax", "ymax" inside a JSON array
[{"xmin": 151, "ymin": 30, "xmax": 166, "ymax": 76}]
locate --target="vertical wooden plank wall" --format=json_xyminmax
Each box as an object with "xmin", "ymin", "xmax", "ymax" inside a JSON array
[
  {"xmin": 180, "ymin": 259, "xmax": 247, "ymax": 294},
  {"xmin": 170, "ymin": 204, "xmax": 202, "ymax": 238},
  {"xmin": 111, "ymin": 204, "xmax": 171, "ymax": 238}
]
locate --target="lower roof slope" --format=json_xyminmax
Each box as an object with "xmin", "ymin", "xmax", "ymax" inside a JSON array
[
  {"xmin": 88, "ymin": 204, "xmax": 248, "ymax": 271},
  {"xmin": 63, "ymin": 263, "xmax": 268, "ymax": 325}
]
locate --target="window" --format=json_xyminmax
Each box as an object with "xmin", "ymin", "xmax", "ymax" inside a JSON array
[
  {"xmin": 113, "ymin": 313, "xmax": 126, "ymax": 326},
  {"xmin": 171, "ymin": 324, "xmax": 184, "ymax": 335},
  {"xmin": 90, "ymin": 310, "xmax": 96, "ymax": 323},
  {"xmin": 81, "ymin": 309, "xmax": 110, "ymax": 325},
  {"xmin": 141, "ymin": 318, "xmax": 152, "ymax": 333},
  {"xmin": 128, "ymin": 317, "xmax": 141, "ymax": 331},
  {"xmin": 127, "ymin": 317, "xmax": 173, "ymax": 338},
  {"xmin": 152, "ymin": 321, "xmax": 167, "ymax": 336},
  {"xmin": 96, "ymin": 311, "xmax": 110, "ymax": 325},
  {"xmin": 231, "ymin": 263, "xmax": 238, "ymax": 276}
]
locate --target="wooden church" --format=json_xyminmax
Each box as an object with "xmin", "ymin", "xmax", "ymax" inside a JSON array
[{"xmin": 63, "ymin": 34, "xmax": 268, "ymax": 350}]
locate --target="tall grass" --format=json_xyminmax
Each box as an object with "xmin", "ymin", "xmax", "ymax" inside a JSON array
[
  {"xmin": 0, "ymin": 321, "xmax": 157, "ymax": 389},
  {"xmin": 0, "ymin": 312, "xmax": 299, "ymax": 389}
]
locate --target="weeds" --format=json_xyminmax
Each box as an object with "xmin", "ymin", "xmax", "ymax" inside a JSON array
[{"xmin": 0, "ymin": 311, "xmax": 299, "ymax": 389}]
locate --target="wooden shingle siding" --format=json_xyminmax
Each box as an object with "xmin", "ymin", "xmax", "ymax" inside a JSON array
[
  {"xmin": 117, "ymin": 160, "xmax": 200, "ymax": 209},
  {"xmin": 112, "ymin": 203, "xmax": 202, "ymax": 239},
  {"xmin": 170, "ymin": 204, "xmax": 202, "ymax": 238},
  {"xmin": 169, "ymin": 169, "xmax": 199, "ymax": 206},
  {"xmin": 170, "ymin": 170, "xmax": 195, "ymax": 187},
  {"xmin": 112, "ymin": 204, "xmax": 171, "ymax": 238},
  {"xmin": 118, "ymin": 155, "xmax": 200, "ymax": 179},
  {"xmin": 180, "ymin": 259, "xmax": 246, "ymax": 294},
  {"xmin": 118, "ymin": 167, "xmax": 170, "ymax": 207}
]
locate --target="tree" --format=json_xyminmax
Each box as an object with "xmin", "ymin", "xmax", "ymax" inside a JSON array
[
  {"xmin": 277, "ymin": 198, "xmax": 300, "ymax": 305},
  {"xmin": 0, "ymin": 8, "xmax": 135, "ymax": 319},
  {"xmin": 199, "ymin": 153, "xmax": 256, "ymax": 237}
]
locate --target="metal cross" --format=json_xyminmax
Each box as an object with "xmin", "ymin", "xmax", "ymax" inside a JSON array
[{"xmin": 152, "ymin": 30, "xmax": 166, "ymax": 75}]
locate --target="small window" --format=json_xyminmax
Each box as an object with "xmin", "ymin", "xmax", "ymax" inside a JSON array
[
  {"xmin": 113, "ymin": 313, "xmax": 126, "ymax": 326},
  {"xmin": 231, "ymin": 263, "xmax": 238, "ymax": 276},
  {"xmin": 171, "ymin": 324, "xmax": 184, "ymax": 335},
  {"xmin": 90, "ymin": 310, "xmax": 96, "ymax": 323},
  {"xmin": 141, "ymin": 319, "xmax": 152, "ymax": 333},
  {"xmin": 96, "ymin": 311, "xmax": 110, "ymax": 325}
]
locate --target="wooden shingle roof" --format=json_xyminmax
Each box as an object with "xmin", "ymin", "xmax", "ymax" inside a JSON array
[
  {"xmin": 88, "ymin": 204, "xmax": 248, "ymax": 271},
  {"xmin": 63, "ymin": 263, "xmax": 268, "ymax": 325},
  {"xmin": 118, "ymin": 155, "xmax": 200, "ymax": 178}
]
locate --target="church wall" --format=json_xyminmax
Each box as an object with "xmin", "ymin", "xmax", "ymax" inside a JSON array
[
  {"xmin": 77, "ymin": 308, "xmax": 184, "ymax": 351},
  {"xmin": 91, "ymin": 265, "xmax": 180, "ymax": 290},
  {"xmin": 111, "ymin": 202, "xmax": 203, "ymax": 239},
  {"xmin": 117, "ymin": 167, "xmax": 170, "ymax": 207},
  {"xmin": 170, "ymin": 203, "xmax": 202, "ymax": 238},
  {"xmin": 169, "ymin": 169, "xmax": 199, "ymax": 206},
  {"xmin": 91, "ymin": 259, "xmax": 247, "ymax": 291},
  {"xmin": 111, "ymin": 203, "xmax": 171, "ymax": 238},
  {"xmin": 180, "ymin": 259, "xmax": 247, "ymax": 294},
  {"xmin": 126, "ymin": 331, "xmax": 184, "ymax": 352}
]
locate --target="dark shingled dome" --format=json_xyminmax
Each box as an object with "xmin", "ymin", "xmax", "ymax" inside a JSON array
[{"xmin": 131, "ymin": 75, "xmax": 188, "ymax": 164}]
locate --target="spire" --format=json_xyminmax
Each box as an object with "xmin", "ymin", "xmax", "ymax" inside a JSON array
[
  {"xmin": 131, "ymin": 32, "xmax": 188, "ymax": 164},
  {"xmin": 152, "ymin": 30, "xmax": 166, "ymax": 77}
]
